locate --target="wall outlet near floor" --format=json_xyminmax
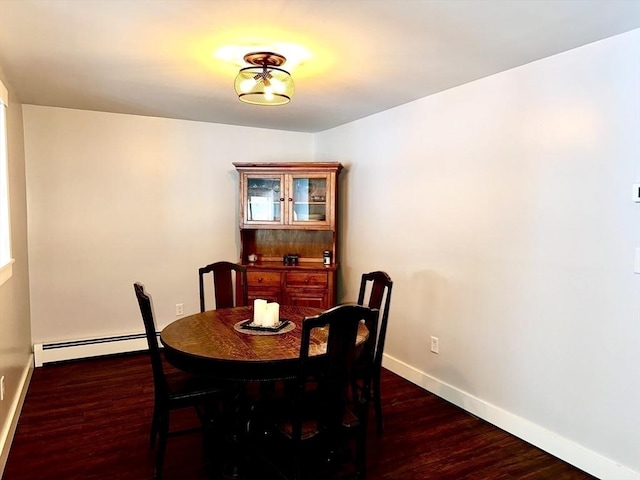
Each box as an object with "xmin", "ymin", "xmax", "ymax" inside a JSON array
[
  {"xmin": 175, "ymin": 303, "xmax": 184, "ymax": 316},
  {"xmin": 1, "ymin": 375, "xmax": 4, "ymax": 401},
  {"xmin": 430, "ymin": 336, "xmax": 439, "ymax": 354}
]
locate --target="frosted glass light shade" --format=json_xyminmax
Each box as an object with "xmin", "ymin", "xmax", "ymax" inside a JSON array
[{"xmin": 234, "ymin": 66, "xmax": 294, "ymax": 105}]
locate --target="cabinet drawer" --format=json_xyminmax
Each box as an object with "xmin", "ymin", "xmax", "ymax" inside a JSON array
[
  {"xmin": 247, "ymin": 271, "xmax": 281, "ymax": 288},
  {"xmin": 285, "ymin": 272, "xmax": 328, "ymax": 288}
]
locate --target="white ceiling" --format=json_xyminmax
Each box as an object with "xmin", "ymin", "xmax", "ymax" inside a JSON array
[{"xmin": 1, "ymin": 0, "xmax": 638, "ymax": 133}]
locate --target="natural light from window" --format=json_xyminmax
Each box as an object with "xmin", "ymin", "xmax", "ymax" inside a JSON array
[{"xmin": 0, "ymin": 79, "xmax": 13, "ymax": 287}]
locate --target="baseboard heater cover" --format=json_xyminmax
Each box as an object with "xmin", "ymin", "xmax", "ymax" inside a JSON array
[{"xmin": 33, "ymin": 332, "xmax": 155, "ymax": 367}]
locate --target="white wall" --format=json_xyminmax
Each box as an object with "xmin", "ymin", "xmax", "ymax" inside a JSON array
[
  {"xmin": 318, "ymin": 30, "xmax": 640, "ymax": 477},
  {"xmin": 22, "ymin": 108, "xmax": 313, "ymax": 342}
]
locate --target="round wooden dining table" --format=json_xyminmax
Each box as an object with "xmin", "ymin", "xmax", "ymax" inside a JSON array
[
  {"xmin": 161, "ymin": 304, "xmax": 370, "ymax": 480},
  {"xmin": 160, "ymin": 305, "xmax": 370, "ymax": 382}
]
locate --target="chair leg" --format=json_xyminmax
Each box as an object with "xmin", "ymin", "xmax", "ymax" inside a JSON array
[
  {"xmin": 373, "ymin": 375, "xmax": 383, "ymax": 434},
  {"xmin": 155, "ymin": 412, "xmax": 170, "ymax": 480},
  {"xmin": 150, "ymin": 402, "xmax": 160, "ymax": 448},
  {"xmin": 294, "ymin": 443, "xmax": 303, "ymax": 480},
  {"xmin": 198, "ymin": 403, "xmax": 223, "ymax": 475},
  {"xmin": 356, "ymin": 399, "xmax": 370, "ymax": 480}
]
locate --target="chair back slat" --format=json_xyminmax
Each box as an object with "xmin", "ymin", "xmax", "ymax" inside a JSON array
[{"xmin": 213, "ymin": 269, "xmax": 235, "ymax": 309}]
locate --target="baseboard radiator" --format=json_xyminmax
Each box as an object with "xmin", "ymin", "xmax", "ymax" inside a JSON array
[{"xmin": 33, "ymin": 333, "xmax": 153, "ymax": 367}]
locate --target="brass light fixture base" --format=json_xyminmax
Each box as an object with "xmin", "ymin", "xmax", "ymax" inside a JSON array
[{"xmin": 243, "ymin": 52, "xmax": 287, "ymax": 67}]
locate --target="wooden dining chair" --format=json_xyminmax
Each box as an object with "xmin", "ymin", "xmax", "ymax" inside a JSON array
[
  {"xmin": 252, "ymin": 304, "xmax": 379, "ymax": 480},
  {"xmin": 356, "ymin": 271, "xmax": 393, "ymax": 434},
  {"xmin": 198, "ymin": 261, "xmax": 248, "ymax": 312},
  {"xmin": 134, "ymin": 283, "xmax": 228, "ymax": 479}
]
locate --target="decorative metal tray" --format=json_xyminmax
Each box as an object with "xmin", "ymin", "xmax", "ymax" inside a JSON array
[{"xmin": 239, "ymin": 319, "xmax": 291, "ymax": 332}]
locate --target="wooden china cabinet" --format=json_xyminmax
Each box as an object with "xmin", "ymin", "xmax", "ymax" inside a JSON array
[{"xmin": 233, "ymin": 162, "xmax": 343, "ymax": 309}]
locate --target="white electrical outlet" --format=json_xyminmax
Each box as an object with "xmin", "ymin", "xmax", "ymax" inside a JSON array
[
  {"xmin": 175, "ymin": 303, "xmax": 184, "ymax": 316},
  {"xmin": 1, "ymin": 376, "xmax": 4, "ymax": 401},
  {"xmin": 430, "ymin": 336, "xmax": 439, "ymax": 354}
]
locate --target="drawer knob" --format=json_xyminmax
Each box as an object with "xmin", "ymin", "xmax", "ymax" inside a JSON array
[{"xmin": 258, "ymin": 277, "xmax": 263, "ymax": 283}]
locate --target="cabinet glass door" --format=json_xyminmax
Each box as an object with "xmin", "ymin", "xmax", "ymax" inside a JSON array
[
  {"xmin": 291, "ymin": 176, "xmax": 328, "ymax": 224},
  {"xmin": 246, "ymin": 176, "xmax": 282, "ymax": 223}
]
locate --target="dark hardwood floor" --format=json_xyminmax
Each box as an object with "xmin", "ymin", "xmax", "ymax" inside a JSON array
[{"xmin": 4, "ymin": 353, "xmax": 595, "ymax": 480}]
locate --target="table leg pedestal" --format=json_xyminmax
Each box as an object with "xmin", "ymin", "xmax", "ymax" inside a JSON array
[{"xmin": 221, "ymin": 382, "xmax": 250, "ymax": 480}]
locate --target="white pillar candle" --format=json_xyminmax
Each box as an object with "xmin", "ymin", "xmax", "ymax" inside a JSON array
[
  {"xmin": 264, "ymin": 302, "xmax": 280, "ymax": 327},
  {"xmin": 253, "ymin": 299, "xmax": 267, "ymax": 326},
  {"xmin": 263, "ymin": 303, "xmax": 274, "ymax": 327}
]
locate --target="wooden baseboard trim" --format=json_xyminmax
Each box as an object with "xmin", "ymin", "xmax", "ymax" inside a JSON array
[{"xmin": 0, "ymin": 354, "xmax": 34, "ymax": 477}]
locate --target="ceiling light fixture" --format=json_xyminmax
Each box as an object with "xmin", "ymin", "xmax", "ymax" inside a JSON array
[{"xmin": 234, "ymin": 52, "xmax": 294, "ymax": 106}]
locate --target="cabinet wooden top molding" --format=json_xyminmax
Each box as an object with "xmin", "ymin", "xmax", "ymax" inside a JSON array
[{"xmin": 233, "ymin": 162, "xmax": 343, "ymax": 174}]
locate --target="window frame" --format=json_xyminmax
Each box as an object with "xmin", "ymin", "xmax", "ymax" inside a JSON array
[{"xmin": 0, "ymin": 79, "xmax": 13, "ymax": 287}]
